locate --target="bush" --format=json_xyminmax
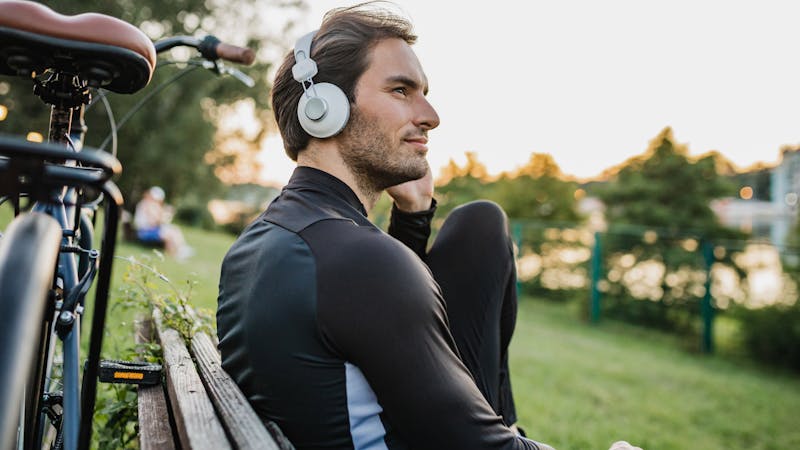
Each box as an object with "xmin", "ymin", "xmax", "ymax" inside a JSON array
[
  {"xmin": 174, "ymin": 201, "xmax": 217, "ymax": 230},
  {"xmin": 736, "ymin": 303, "xmax": 800, "ymax": 371}
]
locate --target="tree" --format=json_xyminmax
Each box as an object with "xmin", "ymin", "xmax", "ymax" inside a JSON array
[
  {"xmin": 598, "ymin": 127, "xmax": 737, "ymax": 235},
  {"xmin": 493, "ymin": 153, "xmax": 580, "ymax": 222},
  {"xmin": 595, "ymin": 127, "xmax": 742, "ymax": 333},
  {"xmin": 434, "ymin": 151, "xmax": 581, "ymax": 223},
  {"xmin": 434, "ymin": 152, "xmax": 491, "ymax": 218},
  {"xmin": 0, "ymin": 0, "xmax": 306, "ymax": 206}
]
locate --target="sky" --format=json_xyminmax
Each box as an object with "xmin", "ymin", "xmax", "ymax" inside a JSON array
[{"xmin": 257, "ymin": 0, "xmax": 800, "ymax": 185}]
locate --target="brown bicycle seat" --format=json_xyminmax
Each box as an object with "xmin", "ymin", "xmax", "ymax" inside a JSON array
[{"xmin": 0, "ymin": 0, "xmax": 157, "ymax": 94}]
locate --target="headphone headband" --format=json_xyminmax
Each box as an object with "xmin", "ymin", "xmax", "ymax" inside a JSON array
[{"xmin": 292, "ymin": 30, "xmax": 318, "ymax": 82}]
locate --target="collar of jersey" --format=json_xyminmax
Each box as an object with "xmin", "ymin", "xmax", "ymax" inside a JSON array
[{"xmin": 286, "ymin": 166, "xmax": 368, "ymax": 217}]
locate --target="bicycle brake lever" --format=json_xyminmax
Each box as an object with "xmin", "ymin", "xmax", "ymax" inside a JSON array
[
  {"xmin": 201, "ymin": 60, "xmax": 255, "ymax": 87},
  {"xmin": 226, "ymin": 67, "xmax": 255, "ymax": 87}
]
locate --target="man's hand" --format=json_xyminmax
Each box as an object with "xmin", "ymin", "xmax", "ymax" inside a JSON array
[
  {"xmin": 609, "ymin": 441, "xmax": 642, "ymax": 450},
  {"xmin": 386, "ymin": 164, "xmax": 434, "ymax": 212}
]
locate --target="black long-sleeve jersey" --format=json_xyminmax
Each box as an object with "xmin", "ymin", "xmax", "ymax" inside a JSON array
[{"xmin": 217, "ymin": 167, "xmax": 540, "ymax": 450}]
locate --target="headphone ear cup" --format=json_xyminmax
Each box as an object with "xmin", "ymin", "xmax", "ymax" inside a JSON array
[{"xmin": 297, "ymin": 82, "xmax": 350, "ymax": 138}]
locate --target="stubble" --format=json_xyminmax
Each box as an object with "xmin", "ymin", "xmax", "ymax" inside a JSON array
[{"xmin": 338, "ymin": 107, "xmax": 428, "ymax": 196}]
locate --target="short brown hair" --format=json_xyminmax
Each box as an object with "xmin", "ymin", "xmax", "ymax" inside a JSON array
[{"xmin": 271, "ymin": 2, "xmax": 416, "ymax": 161}]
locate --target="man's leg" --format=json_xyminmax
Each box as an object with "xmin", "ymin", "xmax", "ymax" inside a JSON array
[{"xmin": 425, "ymin": 200, "xmax": 519, "ymax": 426}]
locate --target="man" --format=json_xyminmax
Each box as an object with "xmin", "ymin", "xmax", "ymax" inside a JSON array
[{"xmin": 216, "ymin": 4, "xmax": 547, "ymax": 449}]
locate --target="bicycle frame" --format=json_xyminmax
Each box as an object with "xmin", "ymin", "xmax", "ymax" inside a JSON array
[
  {"xmin": 38, "ymin": 102, "xmax": 124, "ymax": 450},
  {"xmin": 0, "ymin": 133, "xmax": 123, "ymax": 450}
]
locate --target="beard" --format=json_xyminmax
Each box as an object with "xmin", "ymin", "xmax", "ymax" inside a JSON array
[{"xmin": 338, "ymin": 107, "xmax": 428, "ymax": 195}]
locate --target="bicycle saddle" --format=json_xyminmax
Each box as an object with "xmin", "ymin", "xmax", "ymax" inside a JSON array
[{"xmin": 0, "ymin": 0, "xmax": 156, "ymax": 94}]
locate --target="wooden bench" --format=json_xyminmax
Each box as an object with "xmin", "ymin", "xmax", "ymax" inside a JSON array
[{"xmin": 135, "ymin": 311, "xmax": 294, "ymax": 450}]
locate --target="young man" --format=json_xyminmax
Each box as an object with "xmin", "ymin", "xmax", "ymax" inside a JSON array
[{"xmin": 216, "ymin": 4, "xmax": 551, "ymax": 449}]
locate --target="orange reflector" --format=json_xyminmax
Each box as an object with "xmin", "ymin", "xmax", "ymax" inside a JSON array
[{"xmin": 114, "ymin": 371, "xmax": 144, "ymax": 380}]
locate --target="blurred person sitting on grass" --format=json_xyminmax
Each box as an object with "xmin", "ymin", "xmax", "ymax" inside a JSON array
[{"xmin": 133, "ymin": 186, "xmax": 193, "ymax": 260}]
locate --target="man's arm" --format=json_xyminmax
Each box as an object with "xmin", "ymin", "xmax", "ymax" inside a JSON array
[
  {"xmin": 313, "ymin": 229, "xmax": 552, "ymax": 450},
  {"xmin": 387, "ymin": 200, "xmax": 436, "ymax": 258},
  {"xmin": 386, "ymin": 165, "xmax": 436, "ymax": 258}
]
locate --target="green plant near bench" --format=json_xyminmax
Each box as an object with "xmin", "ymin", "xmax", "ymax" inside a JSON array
[
  {"xmin": 95, "ymin": 256, "xmax": 294, "ymax": 449},
  {"xmin": 92, "ymin": 256, "xmax": 215, "ymax": 448}
]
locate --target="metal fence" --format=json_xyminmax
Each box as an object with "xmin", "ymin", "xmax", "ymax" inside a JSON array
[{"xmin": 511, "ymin": 220, "xmax": 800, "ymax": 354}]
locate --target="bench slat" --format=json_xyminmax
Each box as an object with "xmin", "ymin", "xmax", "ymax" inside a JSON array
[
  {"xmin": 137, "ymin": 385, "xmax": 175, "ymax": 450},
  {"xmin": 191, "ymin": 332, "xmax": 288, "ymax": 450},
  {"xmin": 154, "ymin": 311, "xmax": 231, "ymax": 450},
  {"xmin": 135, "ymin": 318, "xmax": 176, "ymax": 450}
]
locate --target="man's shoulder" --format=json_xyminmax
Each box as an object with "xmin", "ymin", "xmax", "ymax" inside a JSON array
[{"xmin": 261, "ymin": 189, "xmax": 357, "ymax": 234}]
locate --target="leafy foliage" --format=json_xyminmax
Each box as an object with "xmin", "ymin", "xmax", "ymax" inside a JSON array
[
  {"xmin": 593, "ymin": 128, "xmax": 743, "ymax": 333},
  {"xmin": 0, "ymin": 0, "xmax": 306, "ymax": 206},
  {"xmin": 736, "ymin": 301, "xmax": 800, "ymax": 371},
  {"xmin": 435, "ymin": 152, "xmax": 581, "ymax": 224},
  {"xmin": 92, "ymin": 254, "xmax": 214, "ymax": 448},
  {"xmin": 597, "ymin": 127, "xmax": 738, "ymax": 236},
  {"xmin": 115, "ymin": 254, "xmax": 214, "ymax": 340}
]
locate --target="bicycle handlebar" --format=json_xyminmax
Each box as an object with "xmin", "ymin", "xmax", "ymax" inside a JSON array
[
  {"xmin": 215, "ymin": 41, "xmax": 255, "ymax": 65},
  {"xmin": 154, "ymin": 35, "xmax": 255, "ymax": 66}
]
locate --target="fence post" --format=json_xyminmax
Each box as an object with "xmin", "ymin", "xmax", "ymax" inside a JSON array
[
  {"xmin": 590, "ymin": 231, "xmax": 602, "ymax": 323},
  {"xmin": 701, "ymin": 239, "xmax": 715, "ymax": 354},
  {"xmin": 512, "ymin": 222, "xmax": 522, "ymax": 298}
]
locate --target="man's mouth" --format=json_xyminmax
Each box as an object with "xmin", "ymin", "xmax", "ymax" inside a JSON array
[{"xmin": 404, "ymin": 137, "xmax": 428, "ymax": 153}]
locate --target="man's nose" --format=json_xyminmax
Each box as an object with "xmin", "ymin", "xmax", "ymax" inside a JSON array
[{"xmin": 414, "ymin": 97, "xmax": 440, "ymax": 131}]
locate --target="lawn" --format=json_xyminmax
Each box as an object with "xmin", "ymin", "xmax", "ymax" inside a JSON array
[{"xmin": 509, "ymin": 300, "xmax": 800, "ymax": 449}]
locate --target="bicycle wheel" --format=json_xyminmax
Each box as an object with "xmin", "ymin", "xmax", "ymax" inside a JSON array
[{"xmin": 0, "ymin": 213, "xmax": 62, "ymax": 450}]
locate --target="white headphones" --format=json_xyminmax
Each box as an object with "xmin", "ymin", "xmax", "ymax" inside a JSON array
[{"xmin": 292, "ymin": 30, "xmax": 350, "ymax": 138}]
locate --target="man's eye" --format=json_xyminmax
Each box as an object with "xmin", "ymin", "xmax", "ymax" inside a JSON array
[{"xmin": 392, "ymin": 87, "xmax": 407, "ymax": 95}]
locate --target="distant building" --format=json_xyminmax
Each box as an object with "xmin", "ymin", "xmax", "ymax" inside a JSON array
[
  {"xmin": 769, "ymin": 147, "xmax": 800, "ymax": 249},
  {"xmin": 709, "ymin": 197, "xmax": 781, "ymax": 239}
]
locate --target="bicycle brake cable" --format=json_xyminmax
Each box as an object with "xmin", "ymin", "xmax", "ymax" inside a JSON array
[
  {"xmin": 97, "ymin": 64, "xmax": 201, "ymax": 152},
  {"xmin": 96, "ymin": 90, "xmax": 118, "ymax": 157}
]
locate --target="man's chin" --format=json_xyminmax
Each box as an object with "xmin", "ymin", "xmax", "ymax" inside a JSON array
[{"xmin": 376, "ymin": 168, "xmax": 426, "ymax": 191}]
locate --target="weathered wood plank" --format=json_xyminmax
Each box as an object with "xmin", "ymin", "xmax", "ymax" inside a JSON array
[
  {"xmin": 191, "ymin": 332, "xmax": 288, "ymax": 450},
  {"xmin": 135, "ymin": 317, "xmax": 175, "ymax": 450},
  {"xmin": 137, "ymin": 384, "xmax": 175, "ymax": 450},
  {"xmin": 153, "ymin": 310, "xmax": 231, "ymax": 450}
]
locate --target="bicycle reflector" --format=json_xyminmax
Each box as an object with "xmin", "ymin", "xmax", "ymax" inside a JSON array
[{"xmin": 98, "ymin": 359, "xmax": 161, "ymax": 386}]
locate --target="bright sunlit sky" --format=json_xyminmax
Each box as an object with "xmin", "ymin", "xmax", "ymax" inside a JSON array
[{"xmin": 258, "ymin": 0, "xmax": 800, "ymax": 185}]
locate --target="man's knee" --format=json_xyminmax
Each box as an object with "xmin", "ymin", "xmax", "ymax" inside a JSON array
[
  {"xmin": 444, "ymin": 200, "xmax": 510, "ymax": 238},
  {"xmin": 434, "ymin": 200, "xmax": 514, "ymax": 261}
]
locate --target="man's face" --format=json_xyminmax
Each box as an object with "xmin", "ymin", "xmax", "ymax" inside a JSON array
[{"xmin": 338, "ymin": 38, "xmax": 440, "ymax": 192}]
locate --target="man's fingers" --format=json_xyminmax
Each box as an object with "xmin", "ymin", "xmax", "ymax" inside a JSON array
[{"xmin": 609, "ymin": 441, "xmax": 642, "ymax": 450}]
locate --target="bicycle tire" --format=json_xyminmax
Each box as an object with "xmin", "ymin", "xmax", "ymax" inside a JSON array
[{"xmin": 0, "ymin": 213, "xmax": 62, "ymax": 450}]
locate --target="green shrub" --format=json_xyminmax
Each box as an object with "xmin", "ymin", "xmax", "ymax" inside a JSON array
[
  {"xmin": 736, "ymin": 302, "xmax": 800, "ymax": 371},
  {"xmin": 93, "ymin": 256, "xmax": 214, "ymax": 448},
  {"xmin": 174, "ymin": 201, "xmax": 217, "ymax": 230}
]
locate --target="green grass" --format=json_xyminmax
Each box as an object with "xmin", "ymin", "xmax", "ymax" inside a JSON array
[
  {"xmin": 98, "ymin": 226, "xmax": 235, "ymax": 354},
  {"xmin": 111, "ymin": 226, "xmax": 235, "ymax": 305},
  {"xmin": 510, "ymin": 300, "xmax": 800, "ymax": 449}
]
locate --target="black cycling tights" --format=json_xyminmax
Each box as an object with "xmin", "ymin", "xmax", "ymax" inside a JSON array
[{"xmin": 425, "ymin": 200, "xmax": 519, "ymax": 426}]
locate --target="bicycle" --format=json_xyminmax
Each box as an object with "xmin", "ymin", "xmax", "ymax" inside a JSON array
[{"xmin": 0, "ymin": 1, "xmax": 255, "ymax": 448}]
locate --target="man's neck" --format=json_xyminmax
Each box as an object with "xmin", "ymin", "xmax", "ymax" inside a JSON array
[{"xmin": 296, "ymin": 143, "xmax": 380, "ymax": 213}]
